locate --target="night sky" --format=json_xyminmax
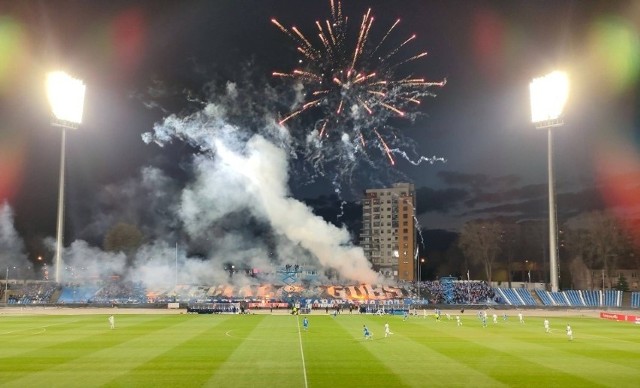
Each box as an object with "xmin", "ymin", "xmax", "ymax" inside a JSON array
[{"xmin": 1, "ymin": 0, "xmax": 639, "ymax": 270}]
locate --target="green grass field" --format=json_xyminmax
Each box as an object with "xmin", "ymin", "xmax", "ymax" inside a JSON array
[{"xmin": 0, "ymin": 311, "xmax": 638, "ymax": 387}]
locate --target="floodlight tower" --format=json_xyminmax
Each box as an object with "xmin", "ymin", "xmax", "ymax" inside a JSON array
[
  {"xmin": 46, "ymin": 71, "xmax": 86, "ymax": 283},
  {"xmin": 529, "ymin": 71, "xmax": 569, "ymax": 292}
]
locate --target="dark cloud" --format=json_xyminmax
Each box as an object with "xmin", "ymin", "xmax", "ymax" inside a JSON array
[
  {"xmin": 556, "ymin": 187, "xmax": 606, "ymax": 217},
  {"xmin": 466, "ymin": 199, "xmax": 546, "ymax": 218},
  {"xmin": 415, "ymin": 187, "xmax": 469, "ymax": 215},
  {"xmin": 429, "ymin": 168, "xmax": 606, "ymax": 227},
  {"xmin": 436, "ymin": 171, "xmax": 521, "ymax": 189},
  {"xmin": 465, "ymin": 186, "xmax": 605, "ymax": 222},
  {"xmin": 464, "ymin": 183, "xmax": 547, "ymax": 207}
]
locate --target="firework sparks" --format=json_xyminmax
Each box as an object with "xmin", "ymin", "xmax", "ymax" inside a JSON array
[
  {"xmin": 272, "ymin": 0, "xmax": 444, "ymax": 164},
  {"xmin": 373, "ymin": 128, "xmax": 395, "ymax": 165}
]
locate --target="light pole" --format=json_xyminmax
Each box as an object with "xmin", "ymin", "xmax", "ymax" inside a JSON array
[
  {"xmin": 530, "ymin": 71, "xmax": 569, "ymax": 293},
  {"xmin": 4, "ymin": 266, "xmax": 16, "ymax": 304},
  {"xmin": 46, "ymin": 71, "xmax": 86, "ymax": 284},
  {"xmin": 418, "ymin": 257, "xmax": 425, "ymax": 299}
]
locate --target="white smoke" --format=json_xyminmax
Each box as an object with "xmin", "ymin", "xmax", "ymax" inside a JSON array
[
  {"xmin": 0, "ymin": 201, "xmax": 27, "ymax": 267},
  {"xmin": 212, "ymin": 135, "xmax": 378, "ymax": 283},
  {"xmin": 80, "ymin": 166, "xmax": 181, "ymax": 242},
  {"xmin": 144, "ymin": 100, "xmax": 381, "ymax": 284},
  {"xmin": 64, "ymin": 240, "xmax": 127, "ymax": 280}
]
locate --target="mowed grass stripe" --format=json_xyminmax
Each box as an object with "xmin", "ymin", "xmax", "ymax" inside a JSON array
[
  {"xmin": 331, "ymin": 315, "xmax": 506, "ymax": 388},
  {"xmin": 521, "ymin": 318, "xmax": 640, "ymax": 370},
  {"xmin": 105, "ymin": 315, "xmax": 239, "ymax": 387},
  {"xmin": 301, "ymin": 315, "xmax": 407, "ymax": 387},
  {"xmin": 0, "ymin": 315, "xmax": 170, "ymax": 379},
  {"xmin": 483, "ymin": 318, "xmax": 640, "ymax": 386},
  {"xmin": 416, "ymin": 316, "xmax": 632, "ymax": 387},
  {"xmin": 0, "ymin": 315, "xmax": 94, "ymax": 355},
  {"xmin": 1, "ymin": 312, "xmax": 639, "ymax": 387},
  {"xmin": 402, "ymin": 317, "xmax": 594, "ymax": 387},
  {"xmin": 204, "ymin": 315, "xmax": 305, "ymax": 388},
  {"xmin": 0, "ymin": 315, "xmax": 217, "ymax": 388}
]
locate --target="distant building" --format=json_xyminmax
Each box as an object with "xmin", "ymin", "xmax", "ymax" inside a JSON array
[{"xmin": 360, "ymin": 183, "xmax": 417, "ymax": 281}]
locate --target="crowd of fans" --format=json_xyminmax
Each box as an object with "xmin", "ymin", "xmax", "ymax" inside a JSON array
[
  {"xmin": 2, "ymin": 282, "xmax": 59, "ymax": 305},
  {"xmin": 91, "ymin": 281, "xmax": 147, "ymax": 304},
  {"xmin": 415, "ymin": 280, "xmax": 497, "ymax": 304},
  {"xmin": 2, "ymin": 279, "xmax": 498, "ymax": 305}
]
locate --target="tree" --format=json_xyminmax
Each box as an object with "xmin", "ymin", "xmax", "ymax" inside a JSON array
[
  {"xmin": 500, "ymin": 222, "xmax": 526, "ymax": 287},
  {"xmin": 564, "ymin": 227, "xmax": 599, "ymax": 288},
  {"xmin": 458, "ymin": 221, "xmax": 502, "ymax": 282},
  {"xmin": 616, "ymin": 274, "xmax": 630, "ymax": 292},
  {"xmin": 564, "ymin": 211, "xmax": 625, "ymax": 288}
]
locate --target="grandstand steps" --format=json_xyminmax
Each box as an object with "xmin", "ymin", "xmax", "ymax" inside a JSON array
[
  {"xmin": 622, "ymin": 291, "xmax": 632, "ymax": 309},
  {"xmin": 578, "ymin": 292, "xmax": 587, "ymax": 306},
  {"xmin": 51, "ymin": 287, "xmax": 62, "ymax": 304},
  {"xmin": 531, "ymin": 290, "xmax": 544, "ymax": 305}
]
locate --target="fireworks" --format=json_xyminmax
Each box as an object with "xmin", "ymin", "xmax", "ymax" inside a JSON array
[{"xmin": 272, "ymin": 0, "xmax": 445, "ymax": 165}]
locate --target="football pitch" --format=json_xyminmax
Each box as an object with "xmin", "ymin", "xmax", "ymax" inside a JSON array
[{"xmin": 0, "ymin": 310, "xmax": 638, "ymax": 387}]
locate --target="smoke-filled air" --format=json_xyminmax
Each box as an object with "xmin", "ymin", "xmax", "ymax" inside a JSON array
[{"xmin": 1, "ymin": 0, "xmax": 448, "ymax": 289}]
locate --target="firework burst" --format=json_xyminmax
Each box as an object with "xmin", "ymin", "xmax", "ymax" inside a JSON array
[{"xmin": 272, "ymin": 0, "xmax": 445, "ymax": 166}]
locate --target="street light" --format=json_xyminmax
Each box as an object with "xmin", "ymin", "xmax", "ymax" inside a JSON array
[
  {"xmin": 46, "ymin": 71, "xmax": 86, "ymax": 283},
  {"xmin": 5, "ymin": 266, "xmax": 16, "ymax": 304},
  {"xmin": 530, "ymin": 70, "xmax": 569, "ymax": 293},
  {"xmin": 417, "ymin": 257, "xmax": 425, "ymax": 300}
]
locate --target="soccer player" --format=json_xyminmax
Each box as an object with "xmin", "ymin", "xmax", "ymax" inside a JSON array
[
  {"xmin": 303, "ymin": 317, "xmax": 309, "ymax": 331},
  {"xmin": 363, "ymin": 325, "xmax": 372, "ymax": 340},
  {"xmin": 108, "ymin": 315, "xmax": 115, "ymax": 329},
  {"xmin": 481, "ymin": 313, "xmax": 487, "ymax": 328},
  {"xmin": 403, "ymin": 310, "xmax": 409, "ymax": 321},
  {"xmin": 492, "ymin": 314, "xmax": 498, "ymax": 324},
  {"xmin": 456, "ymin": 315, "xmax": 462, "ymax": 326},
  {"xmin": 518, "ymin": 312, "xmax": 524, "ymax": 324},
  {"xmin": 384, "ymin": 322, "xmax": 393, "ymax": 337},
  {"xmin": 566, "ymin": 324, "xmax": 573, "ymax": 341},
  {"xmin": 544, "ymin": 318, "xmax": 550, "ymax": 333}
]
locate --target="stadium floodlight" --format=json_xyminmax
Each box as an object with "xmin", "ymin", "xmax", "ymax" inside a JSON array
[
  {"xmin": 530, "ymin": 71, "xmax": 569, "ymax": 127},
  {"xmin": 46, "ymin": 71, "xmax": 86, "ymax": 283},
  {"xmin": 47, "ymin": 71, "xmax": 86, "ymax": 127},
  {"xmin": 530, "ymin": 71, "xmax": 569, "ymax": 293}
]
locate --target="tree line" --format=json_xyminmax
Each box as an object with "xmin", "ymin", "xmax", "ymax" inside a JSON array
[{"xmin": 449, "ymin": 210, "xmax": 639, "ymax": 290}]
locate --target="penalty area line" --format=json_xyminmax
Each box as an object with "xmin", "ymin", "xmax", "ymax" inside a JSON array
[{"xmin": 296, "ymin": 316, "xmax": 309, "ymax": 388}]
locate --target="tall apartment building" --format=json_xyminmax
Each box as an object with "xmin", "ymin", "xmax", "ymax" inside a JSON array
[{"xmin": 360, "ymin": 183, "xmax": 417, "ymax": 281}]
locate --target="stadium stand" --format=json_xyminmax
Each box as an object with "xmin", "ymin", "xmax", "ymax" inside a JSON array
[
  {"xmin": 564, "ymin": 290, "xmax": 585, "ymax": 306},
  {"xmin": 535, "ymin": 289, "xmax": 553, "ymax": 306},
  {"xmin": 582, "ymin": 290, "xmax": 600, "ymax": 306},
  {"xmin": 513, "ymin": 288, "xmax": 537, "ymax": 306},
  {"xmin": 58, "ymin": 285, "xmax": 101, "ymax": 303},
  {"xmin": 604, "ymin": 289, "xmax": 622, "ymax": 307},
  {"xmin": 549, "ymin": 291, "xmax": 570, "ymax": 306},
  {"xmin": 632, "ymin": 292, "xmax": 640, "ymax": 309},
  {"xmin": 495, "ymin": 288, "xmax": 523, "ymax": 306},
  {"xmin": 2, "ymin": 279, "xmax": 635, "ymax": 309}
]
